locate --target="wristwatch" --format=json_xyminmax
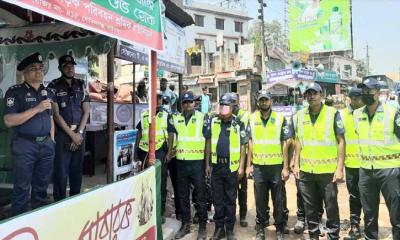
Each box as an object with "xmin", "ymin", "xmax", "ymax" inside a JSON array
[{"xmin": 78, "ymin": 129, "xmax": 84, "ymax": 134}]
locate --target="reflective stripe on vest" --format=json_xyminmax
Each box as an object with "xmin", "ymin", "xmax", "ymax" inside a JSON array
[
  {"xmin": 138, "ymin": 110, "xmax": 168, "ymax": 151},
  {"xmin": 174, "ymin": 111, "xmax": 205, "ymax": 160},
  {"xmin": 211, "ymin": 117, "xmax": 240, "ymax": 172},
  {"xmin": 354, "ymin": 104, "xmax": 400, "ymax": 169},
  {"xmin": 340, "ymin": 108, "xmax": 360, "ymax": 168},
  {"xmin": 297, "ymin": 106, "xmax": 338, "ymax": 173},
  {"xmin": 250, "ymin": 111, "xmax": 283, "ymax": 165}
]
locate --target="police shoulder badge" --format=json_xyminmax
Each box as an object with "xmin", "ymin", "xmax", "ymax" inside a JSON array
[
  {"xmin": 336, "ymin": 120, "xmax": 344, "ymax": 129},
  {"xmin": 6, "ymin": 98, "xmax": 14, "ymax": 107},
  {"xmin": 240, "ymin": 130, "xmax": 246, "ymax": 137},
  {"xmin": 395, "ymin": 116, "xmax": 400, "ymax": 127}
]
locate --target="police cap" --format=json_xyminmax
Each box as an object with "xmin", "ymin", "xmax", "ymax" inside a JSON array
[
  {"xmin": 17, "ymin": 52, "xmax": 43, "ymax": 71},
  {"xmin": 58, "ymin": 55, "xmax": 77, "ymax": 67}
]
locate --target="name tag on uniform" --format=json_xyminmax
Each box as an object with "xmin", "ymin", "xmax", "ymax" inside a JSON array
[
  {"xmin": 192, "ymin": 118, "xmax": 197, "ymax": 124},
  {"xmin": 303, "ymin": 120, "xmax": 311, "ymax": 125},
  {"xmin": 255, "ymin": 122, "xmax": 262, "ymax": 126},
  {"xmin": 25, "ymin": 97, "xmax": 36, "ymax": 102},
  {"xmin": 358, "ymin": 117, "xmax": 367, "ymax": 121},
  {"xmin": 178, "ymin": 120, "xmax": 184, "ymax": 123},
  {"xmin": 270, "ymin": 118, "xmax": 275, "ymax": 124},
  {"xmin": 57, "ymin": 92, "xmax": 67, "ymax": 97},
  {"xmin": 61, "ymin": 102, "xmax": 67, "ymax": 108},
  {"xmin": 226, "ymin": 127, "xmax": 231, "ymax": 131}
]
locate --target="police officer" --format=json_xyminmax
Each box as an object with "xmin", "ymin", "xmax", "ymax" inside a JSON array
[
  {"xmin": 4, "ymin": 53, "xmax": 55, "ymax": 215},
  {"xmin": 48, "ymin": 55, "xmax": 89, "ymax": 202},
  {"xmin": 354, "ymin": 78, "xmax": 400, "ymax": 239},
  {"xmin": 136, "ymin": 92, "xmax": 170, "ymax": 222},
  {"xmin": 293, "ymin": 82, "xmax": 345, "ymax": 240},
  {"xmin": 247, "ymin": 90, "xmax": 293, "ymax": 240},
  {"xmin": 230, "ymin": 92, "xmax": 249, "ymax": 227},
  {"xmin": 341, "ymin": 87, "xmax": 364, "ymax": 239},
  {"xmin": 166, "ymin": 91, "xmax": 208, "ymax": 240},
  {"xmin": 205, "ymin": 94, "xmax": 247, "ymax": 240}
]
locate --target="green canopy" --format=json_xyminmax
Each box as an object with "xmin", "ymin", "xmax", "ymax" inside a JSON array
[{"xmin": 0, "ymin": 23, "xmax": 115, "ymax": 63}]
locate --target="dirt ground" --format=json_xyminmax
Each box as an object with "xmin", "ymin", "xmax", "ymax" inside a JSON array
[{"xmin": 165, "ymin": 175, "xmax": 394, "ymax": 240}]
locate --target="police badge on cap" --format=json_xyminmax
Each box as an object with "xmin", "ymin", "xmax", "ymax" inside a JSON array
[
  {"xmin": 17, "ymin": 52, "xmax": 43, "ymax": 71},
  {"xmin": 59, "ymin": 55, "xmax": 77, "ymax": 67}
]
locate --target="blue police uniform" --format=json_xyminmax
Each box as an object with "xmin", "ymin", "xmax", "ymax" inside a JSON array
[
  {"xmin": 204, "ymin": 114, "xmax": 248, "ymax": 236},
  {"xmin": 48, "ymin": 76, "xmax": 89, "ymax": 201},
  {"xmin": 4, "ymin": 82, "xmax": 55, "ymax": 216}
]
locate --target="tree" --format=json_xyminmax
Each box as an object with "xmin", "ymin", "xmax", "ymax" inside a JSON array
[
  {"xmin": 87, "ymin": 49, "xmax": 99, "ymax": 78},
  {"xmin": 248, "ymin": 20, "xmax": 288, "ymax": 53},
  {"xmin": 356, "ymin": 59, "xmax": 368, "ymax": 78}
]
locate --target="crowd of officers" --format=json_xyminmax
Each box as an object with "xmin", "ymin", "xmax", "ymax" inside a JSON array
[
  {"xmin": 136, "ymin": 77, "xmax": 400, "ymax": 240},
  {"xmin": 3, "ymin": 52, "xmax": 400, "ymax": 240},
  {"xmin": 3, "ymin": 53, "xmax": 89, "ymax": 216}
]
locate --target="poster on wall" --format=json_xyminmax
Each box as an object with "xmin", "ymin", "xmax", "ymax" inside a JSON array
[
  {"xmin": 114, "ymin": 130, "xmax": 137, "ymax": 181},
  {"xmin": 88, "ymin": 102, "xmax": 148, "ymax": 130},
  {"xmin": 289, "ymin": 0, "xmax": 352, "ymax": 53}
]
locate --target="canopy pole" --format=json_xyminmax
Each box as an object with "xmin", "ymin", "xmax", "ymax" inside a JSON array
[
  {"xmin": 132, "ymin": 64, "xmax": 136, "ymax": 127},
  {"xmin": 178, "ymin": 74, "xmax": 183, "ymax": 112},
  {"xmin": 148, "ymin": 50, "xmax": 157, "ymax": 165},
  {"xmin": 106, "ymin": 46, "xmax": 115, "ymax": 183}
]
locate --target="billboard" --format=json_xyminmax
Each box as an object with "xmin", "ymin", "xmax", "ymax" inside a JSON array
[{"xmin": 289, "ymin": 0, "xmax": 352, "ymax": 53}]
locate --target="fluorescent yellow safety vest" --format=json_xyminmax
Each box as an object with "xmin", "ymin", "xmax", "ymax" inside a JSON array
[
  {"xmin": 237, "ymin": 109, "xmax": 250, "ymax": 128},
  {"xmin": 354, "ymin": 104, "xmax": 400, "ymax": 169},
  {"xmin": 211, "ymin": 117, "xmax": 241, "ymax": 172},
  {"xmin": 340, "ymin": 107, "xmax": 360, "ymax": 168},
  {"xmin": 296, "ymin": 106, "xmax": 338, "ymax": 174},
  {"xmin": 173, "ymin": 111, "xmax": 206, "ymax": 160},
  {"xmin": 138, "ymin": 110, "xmax": 168, "ymax": 152},
  {"xmin": 250, "ymin": 111, "xmax": 284, "ymax": 165}
]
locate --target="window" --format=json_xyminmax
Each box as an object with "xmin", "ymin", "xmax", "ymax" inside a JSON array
[
  {"xmin": 195, "ymin": 39, "xmax": 205, "ymax": 47},
  {"xmin": 191, "ymin": 53, "xmax": 202, "ymax": 66},
  {"xmin": 194, "ymin": 15, "xmax": 204, "ymax": 27},
  {"xmin": 235, "ymin": 21, "xmax": 243, "ymax": 33},
  {"xmin": 216, "ymin": 18, "xmax": 224, "ymax": 30},
  {"xmin": 209, "ymin": 53, "xmax": 214, "ymax": 70},
  {"xmin": 235, "ymin": 43, "xmax": 239, "ymax": 53}
]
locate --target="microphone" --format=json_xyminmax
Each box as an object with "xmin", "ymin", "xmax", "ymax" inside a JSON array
[{"xmin": 41, "ymin": 89, "xmax": 52, "ymax": 114}]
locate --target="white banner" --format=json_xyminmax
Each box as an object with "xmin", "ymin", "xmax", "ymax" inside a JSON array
[{"xmin": 0, "ymin": 166, "xmax": 157, "ymax": 240}]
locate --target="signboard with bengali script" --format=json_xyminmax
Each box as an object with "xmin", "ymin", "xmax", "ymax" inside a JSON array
[{"xmin": 3, "ymin": 0, "xmax": 164, "ymax": 51}]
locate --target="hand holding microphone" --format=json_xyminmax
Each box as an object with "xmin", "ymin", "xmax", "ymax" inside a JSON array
[{"xmin": 37, "ymin": 89, "xmax": 52, "ymax": 114}]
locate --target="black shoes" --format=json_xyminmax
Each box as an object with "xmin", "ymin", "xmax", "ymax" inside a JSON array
[
  {"xmin": 212, "ymin": 227, "xmax": 226, "ymax": 240},
  {"xmin": 197, "ymin": 224, "xmax": 207, "ymax": 240},
  {"xmin": 239, "ymin": 215, "xmax": 248, "ymax": 227},
  {"xmin": 175, "ymin": 222, "xmax": 191, "ymax": 239}
]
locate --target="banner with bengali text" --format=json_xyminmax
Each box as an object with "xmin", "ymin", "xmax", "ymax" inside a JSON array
[
  {"xmin": 0, "ymin": 162, "xmax": 161, "ymax": 240},
  {"xmin": 3, "ymin": 0, "xmax": 164, "ymax": 51}
]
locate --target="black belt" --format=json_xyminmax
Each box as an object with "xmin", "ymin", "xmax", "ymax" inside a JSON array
[
  {"xmin": 17, "ymin": 134, "xmax": 48, "ymax": 142},
  {"xmin": 216, "ymin": 157, "xmax": 230, "ymax": 164}
]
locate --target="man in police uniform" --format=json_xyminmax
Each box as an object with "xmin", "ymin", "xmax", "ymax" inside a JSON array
[
  {"xmin": 293, "ymin": 82, "xmax": 345, "ymax": 240},
  {"xmin": 136, "ymin": 92, "xmax": 170, "ymax": 221},
  {"xmin": 230, "ymin": 92, "xmax": 249, "ymax": 227},
  {"xmin": 354, "ymin": 78, "xmax": 400, "ymax": 239},
  {"xmin": 341, "ymin": 87, "xmax": 364, "ymax": 239},
  {"xmin": 166, "ymin": 91, "xmax": 208, "ymax": 240},
  {"xmin": 4, "ymin": 52, "xmax": 55, "ymax": 215},
  {"xmin": 246, "ymin": 90, "xmax": 293, "ymax": 240},
  {"xmin": 205, "ymin": 94, "xmax": 247, "ymax": 240},
  {"xmin": 48, "ymin": 55, "xmax": 89, "ymax": 201}
]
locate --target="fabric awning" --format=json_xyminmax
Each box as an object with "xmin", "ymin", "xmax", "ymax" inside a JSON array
[{"xmin": 0, "ymin": 23, "xmax": 114, "ymax": 63}]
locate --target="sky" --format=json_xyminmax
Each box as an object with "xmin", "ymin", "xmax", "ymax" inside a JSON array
[{"xmin": 203, "ymin": 0, "xmax": 400, "ymax": 77}]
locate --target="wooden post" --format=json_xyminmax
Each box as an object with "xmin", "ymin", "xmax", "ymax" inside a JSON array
[
  {"xmin": 106, "ymin": 46, "xmax": 115, "ymax": 183},
  {"xmin": 148, "ymin": 50, "xmax": 157, "ymax": 165}
]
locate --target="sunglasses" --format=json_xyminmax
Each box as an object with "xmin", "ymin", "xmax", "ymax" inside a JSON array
[{"xmin": 182, "ymin": 100, "xmax": 194, "ymax": 104}]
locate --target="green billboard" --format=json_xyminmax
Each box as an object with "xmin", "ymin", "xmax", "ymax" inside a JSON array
[{"xmin": 289, "ymin": 0, "xmax": 352, "ymax": 53}]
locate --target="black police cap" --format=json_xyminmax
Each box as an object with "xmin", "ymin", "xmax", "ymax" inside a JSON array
[
  {"xmin": 17, "ymin": 52, "xmax": 43, "ymax": 71},
  {"xmin": 59, "ymin": 55, "xmax": 77, "ymax": 67}
]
